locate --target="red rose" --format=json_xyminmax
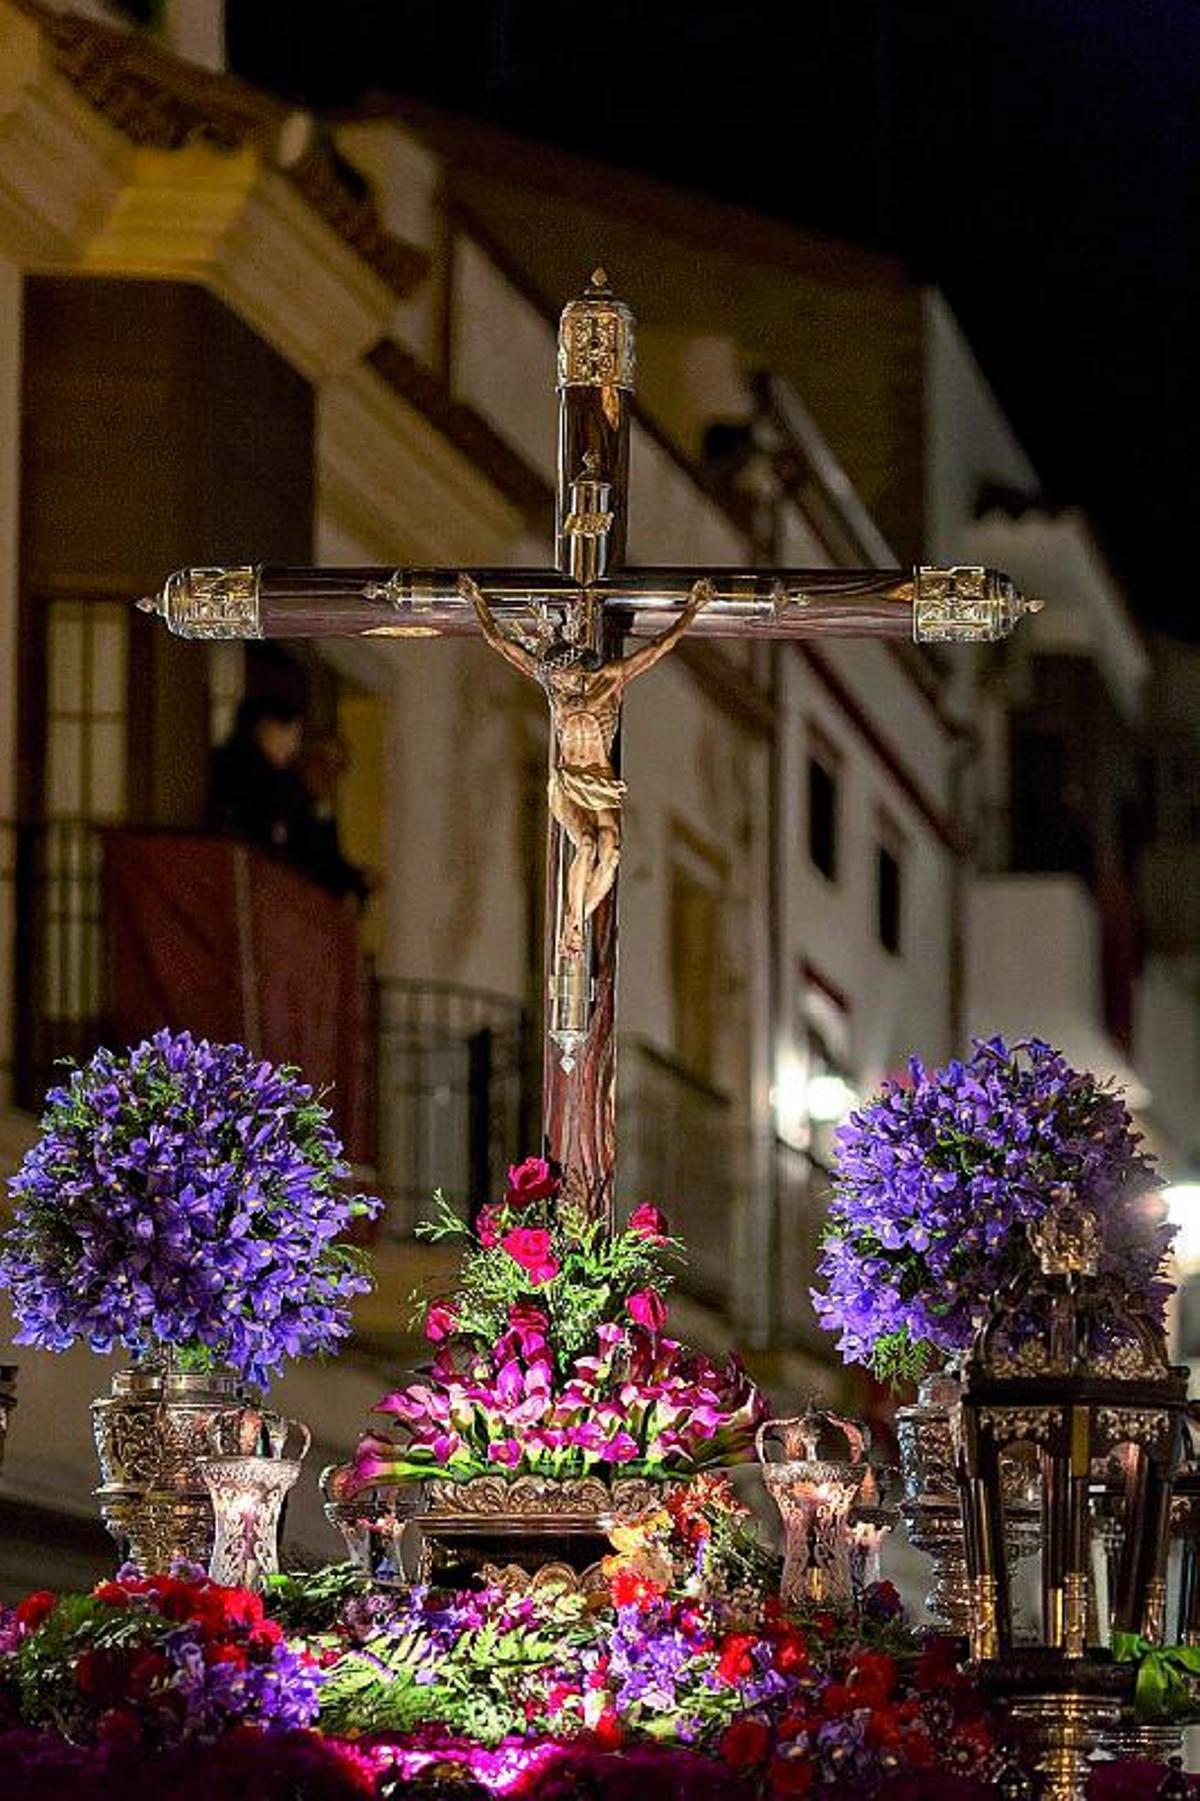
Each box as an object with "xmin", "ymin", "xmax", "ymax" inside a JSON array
[
  {"xmin": 76, "ymin": 1648, "xmax": 125, "ymax": 1702},
  {"xmin": 716, "ymin": 1632, "xmax": 758, "ymax": 1686},
  {"xmin": 610, "ymin": 1568, "xmax": 663, "ymax": 1609},
  {"xmin": 501, "ymin": 1226, "xmax": 559, "ymax": 1286},
  {"xmin": 628, "ymin": 1203, "xmax": 669, "ymax": 1242},
  {"xmin": 592, "ymin": 1709, "xmax": 623, "ymax": 1749},
  {"xmin": 772, "ymin": 1625, "xmax": 809, "ymax": 1674},
  {"xmin": 627, "ymin": 1288, "xmax": 667, "ymax": 1332},
  {"xmin": 770, "ymin": 1752, "xmax": 814, "ymax": 1797},
  {"xmin": 820, "ymin": 1682, "xmax": 853, "ymax": 1717},
  {"xmin": 720, "ymin": 1718, "xmax": 771, "ymax": 1769},
  {"xmin": 129, "ymin": 1651, "xmax": 170, "ymax": 1699},
  {"xmin": 93, "ymin": 1582, "xmax": 130, "ymax": 1609},
  {"xmin": 425, "ymin": 1300, "xmax": 458, "ymax": 1343},
  {"xmin": 15, "ymin": 1590, "xmax": 56, "ymax": 1632},
  {"xmin": 505, "ymin": 1156, "xmax": 559, "ymax": 1206}
]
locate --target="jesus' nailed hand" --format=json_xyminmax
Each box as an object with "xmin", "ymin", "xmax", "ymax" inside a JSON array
[{"xmin": 460, "ymin": 574, "xmax": 713, "ymax": 956}]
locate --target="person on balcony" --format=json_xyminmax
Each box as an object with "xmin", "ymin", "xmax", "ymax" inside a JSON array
[
  {"xmin": 291, "ymin": 734, "xmax": 371, "ymax": 906},
  {"xmin": 209, "ymin": 695, "xmax": 307, "ymax": 856}
]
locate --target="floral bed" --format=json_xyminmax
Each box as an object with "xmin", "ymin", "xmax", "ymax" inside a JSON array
[{"xmin": 0, "ymin": 1483, "xmax": 1195, "ymax": 1798}]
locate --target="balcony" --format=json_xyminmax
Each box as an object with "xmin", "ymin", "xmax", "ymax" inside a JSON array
[{"xmin": 11, "ymin": 823, "xmax": 535, "ymax": 1216}]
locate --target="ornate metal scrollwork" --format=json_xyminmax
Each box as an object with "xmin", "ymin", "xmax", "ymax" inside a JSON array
[
  {"xmin": 153, "ymin": 566, "xmax": 263, "ymax": 639},
  {"xmin": 913, "ymin": 565, "xmax": 1040, "ymax": 643},
  {"xmin": 983, "ymin": 1406, "xmax": 1064, "ymax": 1446},
  {"xmin": 557, "ymin": 269, "xmax": 636, "ymax": 391}
]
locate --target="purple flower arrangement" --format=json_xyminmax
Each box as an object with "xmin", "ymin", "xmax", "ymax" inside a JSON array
[
  {"xmin": 0, "ymin": 1030, "xmax": 381, "ymax": 1386},
  {"xmin": 347, "ymin": 1159, "xmax": 765, "ymax": 1486},
  {"xmin": 812, "ymin": 1037, "xmax": 1174, "ymax": 1382}
]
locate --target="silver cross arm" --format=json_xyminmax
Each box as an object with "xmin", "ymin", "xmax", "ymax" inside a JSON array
[{"xmin": 139, "ymin": 562, "xmax": 1040, "ymax": 646}]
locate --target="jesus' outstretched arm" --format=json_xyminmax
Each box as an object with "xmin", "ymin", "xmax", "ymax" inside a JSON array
[
  {"xmin": 459, "ymin": 575, "xmax": 538, "ymax": 680},
  {"xmin": 618, "ymin": 578, "xmax": 714, "ymax": 683}
]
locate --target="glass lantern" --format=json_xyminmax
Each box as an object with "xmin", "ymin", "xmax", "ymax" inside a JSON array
[
  {"xmin": 958, "ymin": 1204, "xmax": 1189, "ymax": 1801},
  {"xmin": 199, "ymin": 1415, "xmax": 310, "ymax": 1591},
  {"xmin": 757, "ymin": 1407, "xmax": 871, "ymax": 1613}
]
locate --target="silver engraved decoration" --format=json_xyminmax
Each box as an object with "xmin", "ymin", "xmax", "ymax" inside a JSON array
[
  {"xmin": 557, "ymin": 269, "xmax": 636, "ymax": 391},
  {"xmin": 913, "ymin": 565, "xmax": 1041, "ymax": 644},
  {"xmin": 157, "ymin": 565, "xmax": 263, "ymax": 639},
  {"xmin": 982, "ymin": 1405, "xmax": 1064, "ymax": 1446}
]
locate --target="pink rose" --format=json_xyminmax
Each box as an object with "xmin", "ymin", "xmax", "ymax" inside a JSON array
[
  {"xmin": 425, "ymin": 1300, "xmax": 458, "ymax": 1343},
  {"xmin": 476, "ymin": 1203, "xmax": 504, "ymax": 1248},
  {"xmin": 627, "ymin": 1288, "xmax": 667, "ymax": 1333},
  {"xmin": 502, "ymin": 1226, "xmax": 560, "ymax": 1286},
  {"xmin": 505, "ymin": 1156, "xmax": 560, "ymax": 1207},
  {"xmin": 628, "ymin": 1203, "xmax": 669, "ymax": 1243}
]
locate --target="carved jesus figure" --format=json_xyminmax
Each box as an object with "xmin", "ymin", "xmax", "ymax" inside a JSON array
[{"xmin": 461, "ymin": 576, "xmax": 712, "ymax": 954}]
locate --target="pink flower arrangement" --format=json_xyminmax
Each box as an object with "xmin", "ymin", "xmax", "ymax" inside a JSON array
[
  {"xmin": 627, "ymin": 1289, "xmax": 667, "ymax": 1333},
  {"xmin": 352, "ymin": 1306, "xmax": 764, "ymax": 1486},
  {"xmin": 351, "ymin": 1163, "xmax": 768, "ymax": 1487},
  {"xmin": 629, "ymin": 1204, "xmax": 669, "ymax": 1243}
]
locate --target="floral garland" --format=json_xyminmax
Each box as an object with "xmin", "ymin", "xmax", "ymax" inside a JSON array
[
  {"xmin": 811, "ymin": 1037, "xmax": 1174, "ymax": 1382},
  {"xmin": 347, "ymin": 1159, "xmax": 765, "ymax": 1487},
  {"xmin": 0, "ymin": 1030, "xmax": 381, "ymax": 1386}
]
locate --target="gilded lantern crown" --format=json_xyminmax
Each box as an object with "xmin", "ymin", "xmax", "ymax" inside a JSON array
[
  {"xmin": 558, "ymin": 269, "xmax": 636, "ymax": 391},
  {"xmin": 974, "ymin": 1203, "xmax": 1168, "ymax": 1385}
]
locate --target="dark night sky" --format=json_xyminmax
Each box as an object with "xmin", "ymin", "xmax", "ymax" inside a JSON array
[{"xmin": 227, "ymin": 0, "xmax": 1200, "ymax": 636}]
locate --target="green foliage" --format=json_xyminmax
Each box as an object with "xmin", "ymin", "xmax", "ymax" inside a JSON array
[
  {"xmin": 264, "ymin": 1564, "xmax": 369, "ymax": 1634},
  {"xmin": 317, "ymin": 1597, "xmax": 593, "ymax": 1745}
]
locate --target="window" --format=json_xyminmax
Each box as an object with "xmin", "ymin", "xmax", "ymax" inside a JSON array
[
  {"xmin": 876, "ymin": 840, "xmax": 903, "ymax": 956},
  {"xmin": 807, "ymin": 744, "xmax": 839, "ymax": 880}
]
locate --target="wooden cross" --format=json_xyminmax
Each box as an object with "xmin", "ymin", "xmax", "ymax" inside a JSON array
[{"xmin": 141, "ymin": 269, "xmax": 1040, "ymax": 1229}]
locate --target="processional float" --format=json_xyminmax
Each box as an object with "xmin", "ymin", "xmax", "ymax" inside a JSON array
[{"xmin": 139, "ymin": 269, "xmax": 1200, "ymax": 1801}]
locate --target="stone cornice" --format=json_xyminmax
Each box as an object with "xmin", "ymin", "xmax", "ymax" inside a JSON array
[
  {"xmin": 7, "ymin": 0, "xmax": 427, "ymax": 299},
  {"xmin": 368, "ymin": 338, "xmax": 554, "ymax": 536},
  {"xmin": 81, "ymin": 142, "xmax": 398, "ymax": 380},
  {"xmin": 0, "ymin": 5, "xmax": 129, "ymax": 262}
]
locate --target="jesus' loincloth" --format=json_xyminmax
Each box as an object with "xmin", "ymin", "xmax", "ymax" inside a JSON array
[{"xmin": 553, "ymin": 764, "xmax": 628, "ymax": 813}]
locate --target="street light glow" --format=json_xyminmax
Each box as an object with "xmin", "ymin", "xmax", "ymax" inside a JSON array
[{"xmin": 1164, "ymin": 1183, "xmax": 1200, "ymax": 1270}]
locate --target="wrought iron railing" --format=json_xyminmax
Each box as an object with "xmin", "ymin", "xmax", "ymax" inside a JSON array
[
  {"xmin": 9, "ymin": 824, "xmax": 538, "ymax": 1222},
  {"xmin": 617, "ymin": 1039, "xmax": 742, "ymax": 1311},
  {"xmin": 372, "ymin": 978, "xmax": 534, "ymax": 1234}
]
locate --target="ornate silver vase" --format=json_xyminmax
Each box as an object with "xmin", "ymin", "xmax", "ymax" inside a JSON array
[
  {"xmin": 897, "ymin": 1366, "xmax": 1040, "ymax": 1634},
  {"xmin": 896, "ymin": 1368, "xmax": 973, "ymax": 1631},
  {"xmin": 757, "ymin": 1410, "xmax": 871, "ymax": 1614},
  {"xmin": 321, "ymin": 1461, "xmax": 428, "ymax": 1586},
  {"xmin": 91, "ymin": 1365, "xmax": 265, "ymax": 1573}
]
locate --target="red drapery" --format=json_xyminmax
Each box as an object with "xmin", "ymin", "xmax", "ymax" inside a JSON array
[{"xmin": 102, "ymin": 831, "xmax": 369, "ymax": 1163}]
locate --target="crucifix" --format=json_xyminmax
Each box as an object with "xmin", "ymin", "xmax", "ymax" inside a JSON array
[{"xmin": 141, "ymin": 269, "xmax": 1040, "ymax": 1229}]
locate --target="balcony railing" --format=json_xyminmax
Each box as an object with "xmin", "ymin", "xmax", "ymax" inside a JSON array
[
  {"xmin": 617, "ymin": 1039, "xmax": 741, "ymax": 1312},
  {"xmin": 10, "ymin": 824, "xmax": 537, "ymax": 1222},
  {"xmin": 374, "ymin": 977, "xmax": 534, "ymax": 1233}
]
